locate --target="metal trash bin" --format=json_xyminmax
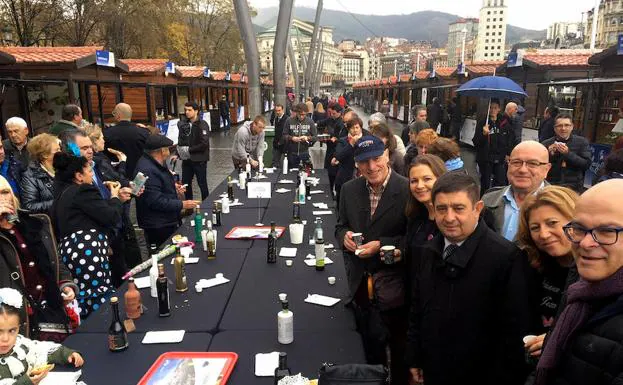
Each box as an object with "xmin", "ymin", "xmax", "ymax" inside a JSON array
[{"xmin": 263, "ymin": 126, "xmax": 275, "ymax": 166}]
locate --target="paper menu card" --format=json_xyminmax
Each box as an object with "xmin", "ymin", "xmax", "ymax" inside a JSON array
[
  {"xmin": 134, "ymin": 276, "xmax": 151, "ymax": 289},
  {"xmin": 278, "ymin": 179, "xmax": 295, "ymax": 184},
  {"xmin": 275, "ymin": 188, "xmax": 291, "ymax": 194},
  {"xmin": 141, "ymin": 330, "xmax": 186, "ymax": 344},
  {"xmin": 40, "ymin": 371, "xmax": 82, "ymax": 385},
  {"xmin": 255, "ymin": 352, "xmax": 280, "ymax": 376},
  {"xmin": 196, "ymin": 273, "xmax": 230, "ymax": 289},
  {"xmin": 304, "ymin": 294, "xmax": 341, "ymax": 307},
  {"xmin": 312, "ymin": 210, "xmax": 333, "ymax": 215},
  {"xmin": 279, "ymin": 247, "xmax": 297, "ymax": 258}
]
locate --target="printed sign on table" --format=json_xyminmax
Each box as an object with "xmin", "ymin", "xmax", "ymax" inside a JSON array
[{"xmin": 247, "ymin": 182, "xmax": 272, "ymax": 199}]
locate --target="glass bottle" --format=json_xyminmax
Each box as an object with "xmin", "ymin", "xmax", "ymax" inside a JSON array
[
  {"xmin": 267, "ymin": 221, "xmax": 277, "ymax": 264},
  {"xmin": 206, "ymin": 220, "xmax": 216, "ymax": 260},
  {"xmin": 274, "ymin": 352, "xmax": 291, "ymax": 384},
  {"xmin": 156, "ymin": 264, "xmax": 170, "ymax": 317},
  {"xmin": 315, "ymin": 233, "xmax": 325, "ymax": 271},
  {"xmin": 174, "ymin": 246, "xmax": 188, "ymax": 292},
  {"xmin": 292, "ymin": 202, "xmax": 301, "ymax": 224},
  {"xmin": 108, "ymin": 297, "xmax": 129, "ymax": 352},
  {"xmin": 194, "ymin": 205, "xmax": 203, "ymax": 244},
  {"xmin": 277, "ymin": 299, "xmax": 294, "ymax": 344},
  {"xmin": 227, "ymin": 176, "xmax": 235, "ymax": 202}
]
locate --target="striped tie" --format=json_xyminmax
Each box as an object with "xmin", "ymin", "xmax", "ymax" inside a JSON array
[{"xmin": 443, "ymin": 244, "xmax": 458, "ymax": 260}]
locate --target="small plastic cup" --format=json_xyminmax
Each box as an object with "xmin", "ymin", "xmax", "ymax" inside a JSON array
[
  {"xmin": 352, "ymin": 233, "xmax": 363, "ymax": 248},
  {"xmin": 285, "ymin": 260, "xmax": 293, "ymax": 267},
  {"xmin": 289, "ymin": 223, "xmax": 304, "ymax": 244},
  {"xmin": 195, "ymin": 285, "xmax": 203, "ymax": 293},
  {"xmin": 278, "ymin": 293, "xmax": 287, "ymax": 302},
  {"xmin": 328, "ymin": 276, "xmax": 336, "ymax": 285}
]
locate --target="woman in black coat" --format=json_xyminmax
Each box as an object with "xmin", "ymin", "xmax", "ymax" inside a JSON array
[
  {"xmin": 333, "ymin": 115, "xmax": 368, "ymax": 209},
  {"xmin": 52, "ymin": 152, "xmax": 130, "ymax": 317},
  {"xmin": 0, "ymin": 175, "xmax": 78, "ymax": 340},
  {"xmin": 515, "ymin": 186, "xmax": 580, "ymax": 362},
  {"xmin": 20, "ymin": 133, "xmax": 60, "ymax": 214}
]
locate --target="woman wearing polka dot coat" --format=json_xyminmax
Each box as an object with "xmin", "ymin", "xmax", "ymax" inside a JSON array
[{"xmin": 51, "ymin": 152, "xmax": 130, "ymax": 317}]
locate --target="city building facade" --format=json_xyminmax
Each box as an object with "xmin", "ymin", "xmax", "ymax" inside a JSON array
[
  {"xmin": 585, "ymin": 0, "xmax": 623, "ymax": 48},
  {"xmin": 447, "ymin": 18, "xmax": 479, "ymax": 67},
  {"xmin": 474, "ymin": 0, "xmax": 508, "ymax": 61}
]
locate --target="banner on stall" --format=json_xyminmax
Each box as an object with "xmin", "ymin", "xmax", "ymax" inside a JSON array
[
  {"xmin": 584, "ymin": 143, "xmax": 611, "ymax": 187},
  {"xmin": 201, "ymin": 112, "xmax": 211, "ymax": 131},
  {"xmin": 618, "ymin": 34, "xmax": 623, "ymax": 55},
  {"xmin": 96, "ymin": 50, "xmax": 115, "ymax": 67},
  {"xmin": 507, "ymin": 51, "xmax": 524, "ymax": 67},
  {"xmin": 165, "ymin": 62, "xmax": 175, "ymax": 75},
  {"xmin": 421, "ymin": 88, "xmax": 428, "ymax": 105},
  {"xmin": 203, "ymin": 67, "xmax": 211, "ymax": 78}
]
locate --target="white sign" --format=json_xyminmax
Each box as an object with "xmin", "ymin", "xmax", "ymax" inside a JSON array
[
  {"xmin": 421, "ymin": 88, "xmax": 428, "ymax": 105},
  {"xmin": 460, "ymin": 118, "xmax": 477, "ymax": 146},
  {"xmin": 247, "ymin": 182, "xmax": 272, "ymax": 199},
  {"xmin": 201, "ymin": 112, "xmax": 211, "ymax": 131},
  {"xmin": 166, "ymin": 119, "xmax": 180, "ymax": 145}
]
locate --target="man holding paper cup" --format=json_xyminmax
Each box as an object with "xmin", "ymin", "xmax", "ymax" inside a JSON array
[{"xmin": 335, "ymin": 135, "xmax": 409, "ymax": 382}]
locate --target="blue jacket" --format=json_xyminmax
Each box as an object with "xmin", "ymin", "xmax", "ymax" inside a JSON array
[{"xmin": 134, "ymin": 154, "xmax": 182, "ymax": 229}]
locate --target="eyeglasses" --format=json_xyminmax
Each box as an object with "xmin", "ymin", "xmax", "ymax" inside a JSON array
[
  {"xmin": 562, "ymin": 223, "xmax": 623, "ymax": 246},
  {"xmin": 507, "ymin": 159, "xmax": 549, "ymax": 169}
]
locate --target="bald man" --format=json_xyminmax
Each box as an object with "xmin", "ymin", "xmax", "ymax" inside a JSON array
[
  {"xmin": 538, "ymin": 179, "xmax": 623, "ymax": 384},
  {"xmin": 105, "ymin": 103, "xmax": 149, "ymax": 176},
  {"xmin": 482, "ymin": 140, "xmax": 552, "ymax": 240}
]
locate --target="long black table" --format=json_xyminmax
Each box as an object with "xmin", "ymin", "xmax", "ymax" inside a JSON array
[{"xmin": 62, "ymin": 168, "xmax": 364, "ymax": 384}]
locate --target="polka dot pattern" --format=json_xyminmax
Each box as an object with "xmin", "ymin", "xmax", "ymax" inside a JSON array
[{"xmin": 59, "ymin": 229, "xmax": 113, "ymax": 317}]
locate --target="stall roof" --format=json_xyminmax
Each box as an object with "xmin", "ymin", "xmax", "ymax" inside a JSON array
[
  {"xmin": 121, "ymin": 59, "xmax": 167, "ymax": 72},
  {"xmin": 0, "ymin": 46, "xmax": 102, "ymax": 64},
  {"xmin": 501, "ymin": 49, "xmax": 600, "ymax": 70},
  {"xmin": 588, "ymin": 44, "xmax": 618, "ymax": 65},
  {"xmin": 466, "ymin": 61, "xmax": 505, "ymax": 75},
  {"xmin": 435, "ymin": 67, "xmax": 457, "ymax": 78},
  {"xmin": 176, "ymin": 66, "xmax": 205, "ymax": 78},
  {"xmin": 537, "ymin": 77, "xmax": 623, "ymax": 86}
]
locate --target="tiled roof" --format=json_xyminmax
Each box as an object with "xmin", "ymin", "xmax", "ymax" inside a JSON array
[
  {"xmin": 399, "ymin": 74, "xmax": 411, "ymax": 82},
  {"xmin": 0, "ymin": 46, "xmax": 102, "ymax": 63},
  {"xmin": 435, "ymin": 67, "xmax": 456, "ymax": 77},
  {"xmin": 521, "ymin": 49, "xmax": 601, "ymax": 68},
  {"xmin": 121, "ymin": 59, "xmax": 167, "ymax": 72},
  {"xmin": 230, "ymin": 73, "xmax": 242, "ymax": 82},
  {"xmin": 413, "ymin": 71, "xmax": 430, "ymax": 80},
  {"xmin": 212, "ymin": 71, "xmax": 227, "ymax": 81},
  {"xmin": 176, "ymin": 66, "xmax": 205, "ymax": 78},
  {"xmin": 466, "ymin": 61, "xmax": 505, "ymax": 74}
]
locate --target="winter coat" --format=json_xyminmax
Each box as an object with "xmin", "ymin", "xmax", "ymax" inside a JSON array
[
  {"xmin": 272, "ymin": 113, "xmax": 288, "ymax": 151},
  {"xmin": 134, "ymin": 154, "xmax": 182, "ymax": 229},
  {"xmin": 177, "ymin": 118, "xmax": 210, "ymax": 162},
  {"xmin": 93, "ymin": 152, "xmax": 129, "ymax": 187},
  {"xmin": 20, "ymin": 163, "xmax": 54, "ymax": 214},
  {"xmin": 473, "ymin": 115, "xmax": 515, "ymax": 164},
  {"xmin": 541, "ymin": 134, "xmax": 591, "ymax": 192},
  {"xmin": 3, "ymin": 139, "xmax": 30, "ymax": 167},
  {"xmin": 405, "ymin": 220, "xmax": 529, "ymax": 385},
  {"xmin": 0, "ymin": 211, "xmax": 76, "ymax": 337},
  {"xmin": 103, "ymin": 120, "xmax": 149, "ymax": 177},
  {"xmin": 539, "ymin": 117, "xmax": 556, "ymax": 143}
]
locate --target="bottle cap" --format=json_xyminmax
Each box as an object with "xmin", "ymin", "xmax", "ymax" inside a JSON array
[
  {"xmin": 278, "ymin": 293, "xmax": 287, "ymax": 302},
  {"xmin": 111, "ymin": 297, "xmax": 118, "ymax": 303}
]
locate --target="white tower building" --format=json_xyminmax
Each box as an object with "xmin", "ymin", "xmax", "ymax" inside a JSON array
[{"xmin": 474, "ymin": 0, "xmax": 508, "ymax": 62}]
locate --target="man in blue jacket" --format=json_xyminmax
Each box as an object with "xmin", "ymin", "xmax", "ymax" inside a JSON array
[{"xmin": 135, "ymin": 135, "xmax": 200, "ymax": 247}]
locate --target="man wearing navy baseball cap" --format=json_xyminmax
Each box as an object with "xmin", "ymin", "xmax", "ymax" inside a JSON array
[{"xmin": 335, "ymin": 135, "xmax": 410, "ymax": 382}]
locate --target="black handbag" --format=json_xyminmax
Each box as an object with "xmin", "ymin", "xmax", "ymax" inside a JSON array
[{"xmin": 319, "ymin": 363, "xmax": 388, "ymax": 384}]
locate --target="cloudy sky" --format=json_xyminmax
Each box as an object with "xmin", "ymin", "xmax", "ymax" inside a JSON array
[{"xmin": 248, "ymin": 0, "xmax": 598, "ymax": 31}]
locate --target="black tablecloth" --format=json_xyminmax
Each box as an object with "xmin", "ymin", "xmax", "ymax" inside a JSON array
[
  {"xmin": 209, "ymin": 330, "xmax": 365, "ymax": 384},
  {"xmin": 220, "ymin": 247, "xmax": 355, "ymax": 331},
  {"xmin": 63, "ymin": 332, "xmax": 212, "ymax": 385},
  {"xmin": 78, "ymin": 249, "xmax": 247, "ymax": 333}
]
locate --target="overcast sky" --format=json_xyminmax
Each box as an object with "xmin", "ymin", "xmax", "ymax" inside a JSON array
[{"xmin": 249, "ymin": 0, "xmax": 597, "ymax": 31}]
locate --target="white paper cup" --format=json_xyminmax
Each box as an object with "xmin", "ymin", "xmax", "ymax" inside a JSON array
[
  {"xmin": 289, "ymin": 223, "xmax": 304, "ymax": 244},
  {"xmin": 278, "ymin": 293, "xmax": 287, "ymax": 302},
  {"xmin": 523, "ymin": 335, "xmax": 537, "ymax": 345},
  {"xmin": 285, "ymin": 260, "xmax": 293, "ymax": 267},
  {"xmin": 328, "ymin": 276, "xmax": 336, "ymax": 285}
]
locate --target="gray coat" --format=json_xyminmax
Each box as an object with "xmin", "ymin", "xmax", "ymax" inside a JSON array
[
  {"xmin": 335, "ymin": 171, "xmax": 409, "ymax": 301},
  {"xmin": 482, "ymin": 182, "xmax": 549, "ymax": 235}
]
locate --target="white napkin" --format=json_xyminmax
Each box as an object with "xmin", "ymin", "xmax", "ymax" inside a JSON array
[
  {"xmin": 304, "ymin": 256, "xmax": 334, "ymax": 266},
  {"xmin": 278, "ymin": 179, "xmax": 295, "ymax": 184},
  {"xmin": 324, "ymin": 244, "xmax": 334, "ymax": 249},
  {"xmin": 196, "ymin": 273, "xmax": 230, "ymax": 289},
  {"xmin": 170, "ymin": 257, "xmax": 200, "ymax": 265},
  {"xmin": 229, "ymin": 199, "xmax": 244, "ymax": 207},
  {"xmin": 309, "ymin": 190, "xmax": 324, "ymax": 195},
  {"xmin": 142, "ymin": 330, "xmax": 186, "ymax": 344},
  {"xmin": 312, "ymin": 202, "xmax": 329, "ymax": 209},
  {"xmin": 134, "ymin": 276, "xmax": 151, "ymax": 289},
  {"xmin": 265, "ymin": 168, "xmax": 275, "ymax": 174},
  {"xmin": 255, "ymin": 352, "xmax": 280, "ymax": 376},
  {"xmin": 41, "ymin": 371, "xmax": 82, "ymax": 385},
  {"xmin": 279, "ymin": 247, "xmax": 297, "ymax": 258},
  {"xmin": 304, "ymin": 294, "xmax": 341, "ymax": 307},
  {"xmin": 275, "ymin": 188, "xmax": 291, "ymax": 193},
  {"xmin": 312, "ymin": 210, "xmax": 333, "ymax": 215}
]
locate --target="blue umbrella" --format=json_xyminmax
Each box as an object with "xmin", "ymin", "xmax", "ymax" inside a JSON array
[{"xmin": 456, "ymin": 75, "xmax": 527, "ymax": 99}]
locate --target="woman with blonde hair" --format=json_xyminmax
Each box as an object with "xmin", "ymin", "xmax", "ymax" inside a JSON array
[
  {"xmin": 313, "ymin": 102, "xmax": 326, "ymax": 123},
  {"xmin": 516, "ymin": 185, "xmax": 580, "ymax": 361},
  {"xmin": 20, "ymin": 133, "xmax": 61, "ymax": 214}
]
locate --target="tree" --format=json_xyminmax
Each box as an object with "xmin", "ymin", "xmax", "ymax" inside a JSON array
[
  {"xmin": 59, "ymin": 0, "xmax": 103, "ymax": 46},
  {"xmin": 1, "ymin": 0, "xmax": 64, "ymax": 46}
]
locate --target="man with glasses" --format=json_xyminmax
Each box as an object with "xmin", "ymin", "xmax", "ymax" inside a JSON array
[
  {"xmin": 482, "ymin": 141, "xmax": 551, "ymax": 240},
  {"xmin": 538, "ymin": 179, "xmax": 623, "ymax": 384},
  {"xmin": 541, "ymin": 113, "xmax": 591, "ymax": 193}
]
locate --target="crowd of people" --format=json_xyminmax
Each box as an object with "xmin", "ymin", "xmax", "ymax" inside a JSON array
[{"xmin": 1, "ymin": 91, "xmax": 623, "ymax": 385}]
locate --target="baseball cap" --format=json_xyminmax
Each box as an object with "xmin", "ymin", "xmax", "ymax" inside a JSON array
[{"xmin": 354, "ymin": 135, "xmax": 386, "ymax": 162}]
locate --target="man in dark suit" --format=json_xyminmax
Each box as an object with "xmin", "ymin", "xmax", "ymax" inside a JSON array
[
  {"xmin": 406, "ymin": 172, "xmax": 529, "ymax": 385},
  {"xmin": 335, "ymin": 135, "xmax": 409, "ymax": 382},
  {"xmin": 271, "ymin": 104, "xmax": 287, "ymax": 168},
  {"xmin": 104, "ymin": 103, "xmax": 149, "ymax": 177}
]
